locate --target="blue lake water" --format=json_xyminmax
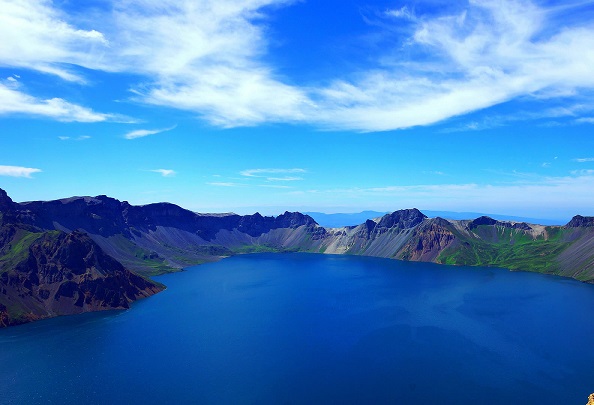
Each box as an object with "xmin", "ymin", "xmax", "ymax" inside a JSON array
[{"xmin": 1, "ymin": 253, "xmax": 594, "ymax": 404}]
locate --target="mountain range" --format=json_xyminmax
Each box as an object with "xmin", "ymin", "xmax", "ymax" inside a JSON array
[
  {"xmin": 1, "ymin": 188, "xmax": 593, "ymax": 327},
  {"xmin": 304, "ymin": 210, "xmax": 564, "ymax": 228}
]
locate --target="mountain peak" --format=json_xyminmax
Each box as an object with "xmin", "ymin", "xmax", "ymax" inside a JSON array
[
  {"xmin": 276, "ymin": 211, "xmax": 318, "ymax": 227},
  {"xmin": 0, "ymin": 188, "xmax": 14, "ymax": 212},
  {"xmin": 470, "ymin": 216, "xmax": 498, "ymax": 227},
  {"xmin": 566, "ymin": 215, "xmax": 594, "ymax": 228},
  {"xmin": 377, "ymin": 208, "xmax": 427, "ymax": 230}
]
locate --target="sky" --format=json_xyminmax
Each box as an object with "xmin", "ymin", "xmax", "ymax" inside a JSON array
[{"xmin": 1, "ymin": 0, "xmax": 594, "ymax": 221}]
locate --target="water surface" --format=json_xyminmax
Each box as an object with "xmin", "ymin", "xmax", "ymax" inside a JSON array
[{"xmin": 1, "ymin": 253, "xmax": 593, "ymax": 404}]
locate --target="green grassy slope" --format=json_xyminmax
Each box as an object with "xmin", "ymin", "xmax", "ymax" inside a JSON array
[
  {"xmin": 0, "ymin": 228, "xmax": 45, "ymax": 273},
  {"xmin": 436, "ymin": 225, "xmax": 575, "ymax": 276}
]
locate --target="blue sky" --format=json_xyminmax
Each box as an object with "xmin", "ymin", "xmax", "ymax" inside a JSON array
[{"xmin": 1, "ymin": 0, "xmax": 594, "ymax": 221}]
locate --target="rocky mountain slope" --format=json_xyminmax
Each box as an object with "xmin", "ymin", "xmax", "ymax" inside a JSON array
[
  {"xmin": 0, "ymin": 190, "xmax": 162, "ymax": 327},
  {"xmin": 2, "ymin": 188, "xmax": 594, "ymax": 326},
  {"xmin": 7, "ymin": 189, "xmax": 594, "ymax": 281},
  {"xmin": 14, "ymin": 192, "xmax": 324, "ymax": 275}
]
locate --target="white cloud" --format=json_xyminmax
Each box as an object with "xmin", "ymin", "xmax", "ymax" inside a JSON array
[
  {"xmin": 385, "ymin": 6, "xmax": 415, "ymax": 20},
  {"xmin": 104, "ymin": 0, "xmax": 307, "ymax": 127},
  {"xmin": 571, "ymin": 169, "xmax": 594, "ymax": 176},
  {"xmin": 2, "ymin": 0, "xmax": 594, "ymax": 130},
  {"xmin": 0, "ymin": 83, "xmax": 109, "ymax": 122},
  {"xmin": 241, "ymin": 168, "xmax": 306, "ymax": 178},
  {"xmin": 124, "ymin": 125, "xmax": 176, "ymax": 140},
  {"xmin": 59, "ymin": 135, "xmax": 91, "ymax": 141},
  {"xmin": 265, "ymin": 176, "xmax": 303, "ymax": 181},
  {"xmin": 240, "ymin": 168, "xmax": 306, "ymax": 182},
  {"xmin": 207, "ymin": 182, "xmax": 246, "ymax": 187},
  {"xmin": 308, "ymin": 0, "xmax": 594, "ymax": 131},
  {"xmin": 0, "ymin": 165, "xmax": 42, "ymax": 178},
  {"xmin": 3, "ymin": 76, "xmax": 20, "ymax": 89},
  {"xmin": 151, "ymin": 169, "xmax": 176, "ymax": 177},
  {"xmin": 259, "ymin": 184, "xmax": 292, "ymax": 189},
  {"xmin": 574, "ymin": 157, "xmax": 594, "ymax": 162},
  {"xmin": 1, "ymin": 1, "xmax": 307, "ymax": 126},
  {"xmin": 0, "ymin": 0, "xmax": 109, "ymax": 83}
]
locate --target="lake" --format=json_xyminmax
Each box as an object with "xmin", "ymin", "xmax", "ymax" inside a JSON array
[{"xmin": 1, "ymin": 253, "xmax": 593, "ymax": 404}]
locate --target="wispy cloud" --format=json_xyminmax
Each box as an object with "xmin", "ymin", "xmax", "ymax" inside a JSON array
[
  {"xmin": 240, "ymin": 168, "xmax": 306, "ymax": 180},
  {"xmin": 574, "ymin": 157, "xmax": 594, "ymax": 162},
  {"xmin": 265, "ymin": 176, "xmax": 303, "ymax": 182},
  {"xmin": 259, "ymin": 184, "xmax": 292, "ymax": 189},
  {"xmin": 0, "ymin": 83, "xmax": 110, "ymax": 122},
  {"xmin": 444, "ymin": 102, "xmax": 594, "ymax": 132},
  {"xmin": 0, "ymin": 165, "xmax": 42, "ymax": 178},
  {"xmin": 385, "ymin": 6, "xmax": 415, "ymax": 21},
  {"xmin": 58, "ymin": 135, "xmax": 91, "ymax": 141},
  {"xmin": 571, "ymin": 169, "xmax": 594, "ymax": 176},
  {"xmin": 150, "ymin": 169, "xmax": 176, "ymax": 177},
  {"xmin": 3, "ymin": 1, "xmax": 594, "ymax": 130},
  {"xmin": 124, "ymin": 125, "xmax": 176, "ymax": 140},
  {"xmin": 207, "ymin": 182, "xmax": 247, "ymax": 187},
  {"xmin": 0, "ymin": 0, "xmax": 109, "ymax": 83},
  {"xmin": 310, "ymin": 1, "xmax": 594, "ymax": 131},
  {"xmin": 206, "ymin": 169, "xmax": 305, "ymax": 188}
]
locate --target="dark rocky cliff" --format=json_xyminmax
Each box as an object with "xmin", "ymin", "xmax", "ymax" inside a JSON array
[
  {"xmin": 15, "ymin": 191, "xmax": 323, "ymax": 273},
  {"xmin": 18, "ymin": 198, "xmax": 320, "ymax": 240},
  {"xmin": 398, "ymin": 217, "xmax": 456, "ymax": 262},
  {"xmin": 566, "ymin": 215, "xmax": 594, "ymax": 228},
  {"xmin": 468, "ymin": 216, "xmax": 532, "ymax": 231},
  {"xmin": 0, "ymin": 190, "xmax": 164, "ymax": 327},
  {"xmin": 0, "ymin": 228, "xmax": 162, "ymax": 327}
]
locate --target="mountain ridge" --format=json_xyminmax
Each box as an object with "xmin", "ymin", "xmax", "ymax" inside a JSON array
[
  {"xmin": 304, "ymin": 210, "xmax": 565, "ymax": 228},
  {"xmin": 2, "ymin": 188, "xmax": 593, "ymax": 326}
]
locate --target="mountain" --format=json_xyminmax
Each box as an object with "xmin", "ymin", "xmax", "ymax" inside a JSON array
[
  {"xmin": 305, "ymin": 210, "xmax": 563, "ymax": 228},
  {"xmin": 2, "ymin": 188, "xmax": 594, "ymax": 326},
  {"xmin": 0, "ymin": 190, "xmax": 162, "ymax": 327},
  {"xmin": 15, "ymin": 194, "xmax": 323, "ymax": 276},
  {"xmin": 310, "ymin": 213, "xmax": 594, "ymax": 281},
  {"xmin": 421, "ymin": 210, "xmax": 564, "ymax": 225}
]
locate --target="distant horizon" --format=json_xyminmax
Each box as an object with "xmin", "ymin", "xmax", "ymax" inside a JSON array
[
  {"xmin": 2, "ymin": 0, "xmax": 594, "ymax": 220},
  {"xmin": 2, "ymin": 186, "xmax": 571, "ymax": 224}
]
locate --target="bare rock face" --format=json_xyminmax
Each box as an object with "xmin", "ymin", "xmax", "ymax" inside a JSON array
[
  {"xmin": 376, "ymin": 208, "xmax": 427, "ymax": 231},
  {"xmin": 0, "ymin": 228, "xmax": 162, "ymax": 327},
  {"xmin": 469, "ymin": 216, "xmax": 532, "ymax": 231},
  {"xmin": 586, "ymin": 393, "xmax": 594, "ymax": 405},
  {"xmin": 566, "ymin": 215, "xmax": 594, "ymax": 228},
  {"xmin": 398, "ymin": 218, "xmax": 456, "ymax": 261},
  {"xmin": 0, "ymin": 188, "xmax": 14, "ymax": 212}
]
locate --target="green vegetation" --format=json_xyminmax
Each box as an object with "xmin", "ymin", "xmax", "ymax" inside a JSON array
[
  {"xmin": 437, "ymin": 225, "xmax": 571, "ymax": 274},
  {"xmin": 0, "ymin": 229, "xmax": 44, "ymax": 273},
  {"xmin": 135, "ymin": 260, "xmax": 177, "ymax": 277}
]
